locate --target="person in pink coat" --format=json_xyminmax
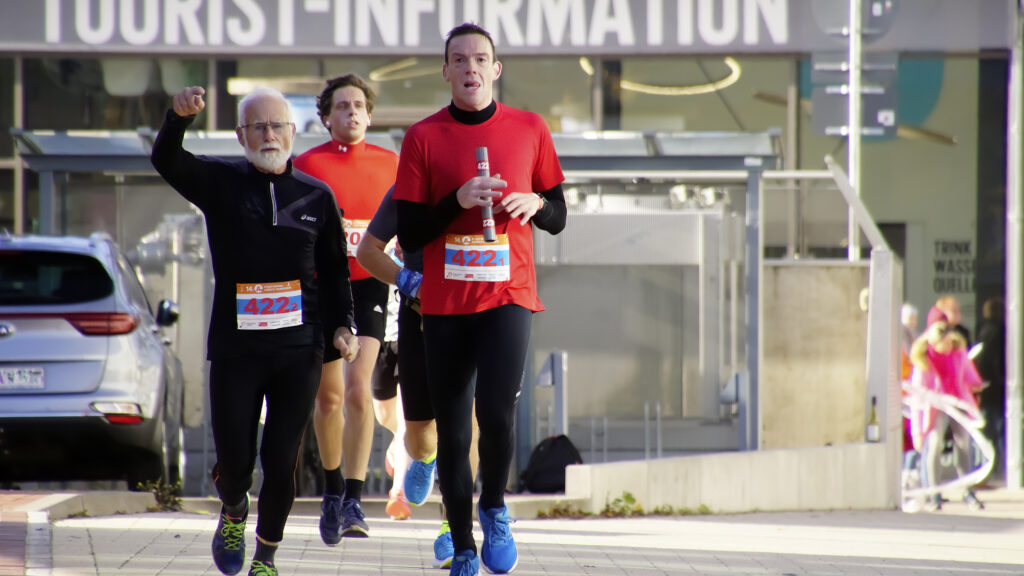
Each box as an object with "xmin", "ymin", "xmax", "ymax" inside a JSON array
[{"xmin": 909, "ymin": 305, "xmax": 986, "ymax": 511}]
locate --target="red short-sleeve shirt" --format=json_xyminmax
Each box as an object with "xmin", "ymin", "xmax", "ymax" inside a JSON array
[
  {"xmin": 393, "ymin": 103, "xmax": 564, "ymax": 315},
  {"xmin": 295, "ymin": 139, "xmax": 398, "ymax": 281}
]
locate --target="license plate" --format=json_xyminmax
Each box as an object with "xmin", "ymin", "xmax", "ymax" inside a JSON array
[{"xmin": 0, "ymin": 367, "xmax": 45, "ymax": 390}]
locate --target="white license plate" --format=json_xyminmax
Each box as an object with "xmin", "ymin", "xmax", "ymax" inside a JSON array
[{"xmin": 0, "ymin": 367, "xmax": 45, "ymax": 390}]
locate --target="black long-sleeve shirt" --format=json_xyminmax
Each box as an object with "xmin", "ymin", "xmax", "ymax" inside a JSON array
[{"xmin": 151, "ymin": 110, "xmax": 354, "ymax": 360}]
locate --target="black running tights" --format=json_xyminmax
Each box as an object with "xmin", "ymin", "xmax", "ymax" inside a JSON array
[
  {"xmin": 209, "ymin": 346, "xmax": 322, "ymax": 543},
  {"xmin": 422, "ymin": 304, "xmax": 531, "ymax": 554}
]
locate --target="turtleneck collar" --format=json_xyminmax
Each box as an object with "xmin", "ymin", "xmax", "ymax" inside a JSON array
[
  {"xmin": 331, "ymin": 138, "xmax": 367, "ymax": 154},
  {"xmin": 447, "ymin": 100, "xmax": 497, "ymax": 125}
]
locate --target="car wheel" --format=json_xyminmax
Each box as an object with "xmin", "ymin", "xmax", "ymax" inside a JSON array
[{"xmin": 127, "ymin": 402, "xmax": 182, "ymax": 491}]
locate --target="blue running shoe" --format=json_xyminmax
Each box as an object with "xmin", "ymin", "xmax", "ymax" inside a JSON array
[
  {"xmin": 341, "ymin": 498, "xmax": 369, "ymax": 537},
  {"xmin": 433, "ymin": 520, "xmax": 455, "ymax": 568},
  {"xmin": 247, "ymin": 560, "xmax": 278, "ymax": 576},
  {"xmin": 211, "ymin": 505, "xmax": 247, "ymax": 575},
  {"xmin": 319, "ymin": 494, "xmax": 343, "ymax": 546},
  {"xmin": 478, "ymin": 505, "xmax": 517, "ymax": 574},
  {"xmin": 449, "ymin": 549, "xmax": 480, "ymax": 576},
  {"xmin": 404, "ymin": 456, "xmax": 437, "ymax": 506}
]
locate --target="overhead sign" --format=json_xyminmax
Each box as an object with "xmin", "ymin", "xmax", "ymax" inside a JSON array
[{"xmin": 0, "ymin": 0, "xmax": 1014, "ymax": 56}]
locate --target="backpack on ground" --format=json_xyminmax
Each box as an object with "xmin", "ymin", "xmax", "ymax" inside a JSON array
[{"xmin": 519, "ymin": 434, "xmax": 583, "ymax": 493}]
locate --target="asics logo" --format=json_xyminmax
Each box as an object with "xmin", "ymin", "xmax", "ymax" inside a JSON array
[{"xmin": 301, "ymin": 214, "xmax": 318, "ymax": 222}]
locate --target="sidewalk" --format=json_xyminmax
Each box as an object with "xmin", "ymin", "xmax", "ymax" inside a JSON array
[{"xmin": 4, "ymin": 488, "xmax": 1024, "ymax": 575}]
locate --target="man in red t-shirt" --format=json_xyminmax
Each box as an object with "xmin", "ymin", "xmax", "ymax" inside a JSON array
[
  {"xmin": 393, "ymin": 23, "xmax": 566, "ymax": 576},
  {"xmin": 294, "ymin": 74, "xmax": 397, "ymax": 543}
]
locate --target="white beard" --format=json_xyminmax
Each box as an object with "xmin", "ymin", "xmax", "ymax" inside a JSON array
[{"xmin": 243, "ymin": 142, "xmax": 292, "ymax": 173}]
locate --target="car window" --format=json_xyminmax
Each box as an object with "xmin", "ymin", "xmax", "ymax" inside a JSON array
[
  {"xmin": 0, "ymin": 251, "xmax": 114, "ymax": 304},
  {"xmin": 118, "ymin": 253, "xmax": 152, "ymax": 314}
]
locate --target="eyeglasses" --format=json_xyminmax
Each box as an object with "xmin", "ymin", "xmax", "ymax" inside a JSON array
[{"xmin": 239, "ymin": 122, "xmax": 294, "ymax": 135}]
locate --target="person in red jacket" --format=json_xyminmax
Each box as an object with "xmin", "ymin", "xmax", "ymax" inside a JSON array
[
  {"xmin": 293, "ymin": 74, "xmax": 397, "ymax": 543},
  {"xmin": 393, "ymin": 23, "xmax": 566, "ymax": 576}
]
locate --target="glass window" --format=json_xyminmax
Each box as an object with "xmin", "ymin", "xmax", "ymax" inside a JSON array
[
  {"xmin": 24, "ymin": 58, "xmax": 208, "ymax": 130},
  {"xmin": 0, "ymin": 58, "xmax": 12, "ymax": 157},
  {"xmin": 229, "ymin": 56, "xmax": 450, "ymax": 131},
  {"xmin": 0, "ymin": 251, "xmax": 113, "ymax": 305},
  {"xmin": 0, "ymin": 170, "xmax": 12, "ymax": 231},
  {"xmin": 56, "ymin": 173, "xmax": 194, "ymax": 247},
  {"xmin": 619, "ymin": 55, "xmax": 790, "ymax": 132},
  {"xmin": 324, "ymin": 56, "xmax": 449, "ymax": 130},
  {"xmin": 499, "ymin": 57, "xmax": 593, "ymax": 133}
]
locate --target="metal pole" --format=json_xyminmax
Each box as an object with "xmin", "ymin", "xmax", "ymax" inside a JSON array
[
  {"xmin": 13, "ymin": 56, "xmax": 23, "ymax": 235},
  {"xmin": 602, "ymin": 416, "xmax": 608, "ymax": 462},
  {"xmin": 847, "ymin": 0, "xmax": 863, "ymax": 261},
  {"xmin": 786, "ymin": 60, "xmax": 800, "ymax": 258},
  {"xmin": 535, "ymin": 404, "xmax": 543, "ymax": 446},
  {"xmin": 555, "ymin": 351, "xmax": 568, "ymax": 436},
  {"xmin": 589, "ymin": 416, "xmax": 596, "ymax": 464},
  {"xmin": 591, "ymin": 57, "xmax": 603, "ymax": 131},
  {"xmin": 1005, "ymin": 1, "xmax": 1024, "ymax": 490},
  {"xmin": 731, "ymin": 260, "xmax": 739, "ymax": 375},
  {"xmin": 643, "ymin": 402, "xmax": 650, "ymax": 460},
  {"xmin": 744, "ymin": 168, "xmax": 763, "ymax": 450},
  {"xmin": 656, "ymin": 402, "xmax": 662, "ymax": 459}
]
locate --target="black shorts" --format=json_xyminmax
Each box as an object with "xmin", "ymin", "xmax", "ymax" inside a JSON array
[
  {"xmin": 397, "ymin": 296, "xmax": 434, "ymax": 422},
  {"xmin": 371, "ymin": 340, "xmax": 399, "ymax": 401},
  {"xmin": 323, "ymin": 277, "xmax": 388, "ymax": 363},
  {"xmin": 353, "ymin": 277, "xmax": 388, "ymax": 341}
]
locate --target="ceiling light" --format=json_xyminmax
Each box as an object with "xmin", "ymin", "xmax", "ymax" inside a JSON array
[{"xmin": 578, "ymin": 57, "xmax": 741, "ymax": 96}]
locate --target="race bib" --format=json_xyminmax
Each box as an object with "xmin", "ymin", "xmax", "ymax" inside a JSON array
[
  {"xmin": 344, "ymin": 219, "xmax": 370, "ymax": 258},
  {"xmin": 236, "ymin": 280, "xmax": 302, "ymax": 330},
  {"xmin": 444, "ymin": 234, "xmax": 510, "ymax": 282}
]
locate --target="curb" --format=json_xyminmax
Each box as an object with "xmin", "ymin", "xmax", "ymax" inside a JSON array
[
  {"xmin": 179, "ymin": 493, "xmax": 584, "ymax": 521},
  {"xmin": 7, "ymin": 491, "xmax": 157, "ymax": 521}
]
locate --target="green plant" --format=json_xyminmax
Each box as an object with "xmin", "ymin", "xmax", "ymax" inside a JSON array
[
  {"xmin": 600, "ymin": 491, "xmax": 644, "ymax": 517},
  {"xmin": 139, "ymin": 478, "xmax": 183, "ymax": 512},
  {"xmin": 537, "ymin": 501, "xmax": 591, "ymax": 519},
  {"xmin": 674, "ymin": 504, "xmax": 712, "ymax": 516},
  {"xmin": 534, "ymin": 492, "xmax": 714, "ymax": 520},
  {"xmin": 651, "ymin": 504, "xmax": 675, "ymax": 515}
]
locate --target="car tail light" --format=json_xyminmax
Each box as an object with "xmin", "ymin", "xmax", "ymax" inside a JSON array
[
  {"xmin": 91, "ymin": 402, "xmax": 144, "ymax": 425},
  {"xmin": 66, "ymin": 313, "xmax": 140, "ymax": 335},
  {"xmin": 0, "ymin": 312, "xmax": 140, "ymax": 335}
]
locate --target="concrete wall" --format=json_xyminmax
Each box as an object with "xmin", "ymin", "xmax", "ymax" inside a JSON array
[
  {"xmin": 565, "ymin": 442, "xmax": 895, "ymax": 514},
  {"xmin": 761, "ymin": 262, "xmax": 870, "ymax": 449}
]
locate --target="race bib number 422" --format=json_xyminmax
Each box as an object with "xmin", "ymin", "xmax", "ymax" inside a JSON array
[
  {"xmin": 236, "ymin": 280, "xmax": 302, "ymax": 330},
  {"xmin": 444, "ymin": 234, "xmax": 510, "ymax": 282}
]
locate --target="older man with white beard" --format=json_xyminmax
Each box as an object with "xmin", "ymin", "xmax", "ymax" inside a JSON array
[{"xmin": 152, "ymin": 86, "xmax": 360, "ymax": 576}]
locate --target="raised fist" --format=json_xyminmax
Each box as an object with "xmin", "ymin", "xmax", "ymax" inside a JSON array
[{"xmin": 173, "ymin": 86, "xmax": 206, "ymax": 117}]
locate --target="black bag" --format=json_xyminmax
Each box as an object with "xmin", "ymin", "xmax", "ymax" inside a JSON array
[{"xmin": 519, "ymin": 434, "xmax": 583, "ymax": 493}]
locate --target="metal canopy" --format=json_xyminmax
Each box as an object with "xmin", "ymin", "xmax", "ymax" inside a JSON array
[
  {"xmin": 10, "ymin": 128, "xmax": 402, "ymax": 174},
  {"xmin": 12, "ymin": 128, "xmax": 777, "ymax": 175}
]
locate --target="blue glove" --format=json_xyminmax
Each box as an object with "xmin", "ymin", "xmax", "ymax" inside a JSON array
[{"xmin": 396, "ymin": 267, "xmax": 422, "ymax": 299}]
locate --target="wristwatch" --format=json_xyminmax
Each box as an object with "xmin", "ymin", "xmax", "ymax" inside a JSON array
[{"xmin": 535, "ymin": 193, "xmax": 547, "ymax": 212}]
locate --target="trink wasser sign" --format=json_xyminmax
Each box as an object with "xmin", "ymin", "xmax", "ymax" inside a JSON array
[{"xmin": 0, "ymin": 0, "xmax": 1014, "ymax": 56}]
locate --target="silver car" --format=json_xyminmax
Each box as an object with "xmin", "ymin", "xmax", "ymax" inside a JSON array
[{"xmin": 0, "ymin": 231, "xmax": 184, "ymax": 489}]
